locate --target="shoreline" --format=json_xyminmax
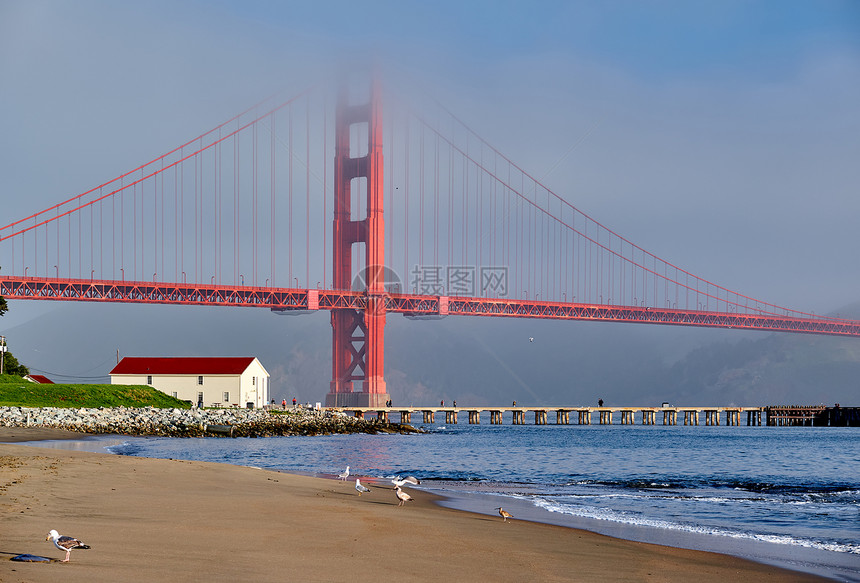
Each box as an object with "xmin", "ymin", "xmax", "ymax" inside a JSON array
[
  {"xmin": 0, "ymin": 429, "xmax": 834, "ymax": 582},
  {"xmin": 431, "ymin": 486, "xmax": 858, "ymax": 581}
]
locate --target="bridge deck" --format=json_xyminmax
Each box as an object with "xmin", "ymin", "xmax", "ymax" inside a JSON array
[{"xmin": 3, "ymin": 277, "xmax": 860, "ymax": 337}]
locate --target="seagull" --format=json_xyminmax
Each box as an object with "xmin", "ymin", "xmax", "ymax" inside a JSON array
[
  {"xmin": 337, "ymin": 465, "xmax": 350, "ymax": 481},
  {"xmin": 394, "ymin": 485, "xmax": 413, "ymax": 507},
  {"xmin": 391, "ymin": 475, "xmax": 421, "ymax": 488},
  {"xmin": 355, "ymin": 478, "xmax": 371, "ymax": 496},
  {"xmin": 496, "ymin": 507, "xmax": 513, "ymax": 522},
  {"xmin": 46, "ymin": 529, "xmax": 90, "ymax": 562},
  {"xmin": 529, "ymin": 337, "xmax": 534, "ymax": 342}
]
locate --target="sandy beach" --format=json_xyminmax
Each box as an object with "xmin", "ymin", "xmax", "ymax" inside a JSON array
[{"xmin": 1, "ymin": 430, "xmax": 827, "ymax": 583}]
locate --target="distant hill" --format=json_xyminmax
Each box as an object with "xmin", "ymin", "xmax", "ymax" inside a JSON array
[
  {"xmin": 651, "ymin": 333, "xmax": 860, "ymax": 406},
  {"xmin": 2, "ymin": 299, "xmax": 858, "ymax": 406}
]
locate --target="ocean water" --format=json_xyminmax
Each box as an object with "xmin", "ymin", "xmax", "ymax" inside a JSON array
[{"xmin": 71, "ymin": 424, "xmax": 859, "ymax": 580}]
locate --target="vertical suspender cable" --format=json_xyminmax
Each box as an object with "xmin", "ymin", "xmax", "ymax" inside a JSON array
[
  {"xmin": 271, "ymin": 113, "xmax": 276, "ymax": 287},
  {"xmin": 476, "ymin": 144, "xmax": 481, "ymax": 273},
  {"xmin": 404, "ymin": 119, "xmax": 409, "ymax": 286},
  {"xmin": 388, "ymin": 104, "xmax": 394, "ymax": 282},
  {"xmin": 434, "ymin": 124, "xmax": 439, "ymax": 269},
  {"xmin": 100, "ymin": 193, "xmax": 103, "ymax": 278},
  {"xmin": 250, "ymin": 120, "xmax": 255, "ymax": 285},
  {"xmin": 419, "ymin": 123, "xmax": 424, "ymax": 269},
  {"xmin": 448, "ymin": 118, "xmax": 454, "ymax": 270},
  {"xmin": 464, "ymin": 135, "xmax": 468, "ymax": 273},
  {"xmin": 233, "ymin": 134, "xmax": 237, "ymax": 283},
  {"xmin": 306, "ymin": 95, "xmax": 310, "ymax": 288},
  {"xmin": 289, "ymin": 103, "xmax": 293, "ymax": 285},
  {"xmin": 216, "ymin": 134, "xmax": 221, "ymax": 284},
  {"xmin": 161, "ymin": 159, "xmax": 165, "ymax": 281},
  {"xmin": 323, "ymin": 97, "xmax": 327, "ymax": 289},
  {"xmin": 133, "ymin": 182, "xmax": 137, "ymax": 280},
  {"xmin": 55, "ymin": 206, "xmax": 59, "ymax": 277}
]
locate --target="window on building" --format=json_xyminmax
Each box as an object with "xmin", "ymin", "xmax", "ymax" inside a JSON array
[
  {"xmin": 252, "ymin": 376, "xmax": 256, "ymax": 385},
  {"xmin": 198, "ymin": 375, "xmax": 204, "ymax": 385},
  {"xmin": 223, "ymin": 391, "xmax": 230, "ymax": 403},
  {"xmin": 197, "ymin": 392, "xmax": 204, "ymax": 405},
  {"xmin": 146, "ymin": 375, "xmax": 152, "ymax": 385},
  {"xmin": 171, "ymin": 391, "xmax": 178, "ymax": 398}
]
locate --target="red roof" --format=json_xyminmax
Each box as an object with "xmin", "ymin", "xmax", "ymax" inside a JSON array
[
  {"xmin": 110, "ymin": 357, "xmax": 257, "ymax": 376},
  {"xmin": 25, "ymin": 374, "xmax": 54, "ymax": 384}
]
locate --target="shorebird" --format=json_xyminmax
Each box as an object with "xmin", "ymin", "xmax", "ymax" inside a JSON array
[
  {"xmin": 46, "ymin": 529, "xmax": 90, "ymax": 562},
  {"xmin": 391, "ymin": 475, "xmax": 420, "ymax": 487},
  {"xmin": 355, "ymin": 478, "xmax": 371, "ymax": 496},
  {"xmin": 495, "ymin": 507, "xmax": 513, "ymax": 522},
  {"xmin": 394, "ymin": 485, "xmax": 413, "ymax": 507},
  {"xmin": 337, "ymin": 465, "xmax": 350, "ymax": 481}
]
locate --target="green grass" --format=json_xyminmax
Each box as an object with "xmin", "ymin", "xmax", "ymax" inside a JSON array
[{"xmin": 0, "ymin": 376, "xmax": 191, "ymax": 408}]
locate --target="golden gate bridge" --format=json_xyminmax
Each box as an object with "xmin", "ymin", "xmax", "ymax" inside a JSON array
[{"xmin": 2, "ymin": 76, "xmax": 859, "ymax": 407}]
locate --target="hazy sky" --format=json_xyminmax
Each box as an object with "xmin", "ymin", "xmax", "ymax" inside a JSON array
[{"xmin": 2, "ymin": 0, "xmax": 859, "ymax": 319}]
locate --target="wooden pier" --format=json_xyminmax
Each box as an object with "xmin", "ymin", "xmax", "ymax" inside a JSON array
[
  {"xmin": 337, "ymin": 406, "xmax": 768, "ymax": 426},
  {"xmin": 764, "ymin": 405, "xmax": 860, "ymax": 426}
]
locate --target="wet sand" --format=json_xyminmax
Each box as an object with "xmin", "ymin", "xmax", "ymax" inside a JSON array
[
  {"xmin": 0, "ymin": 430, "xmax": 827, "ymax": 583},
  {"xmin": 0, "ymin": 427, "xmax": 85, "ymax": 443}
]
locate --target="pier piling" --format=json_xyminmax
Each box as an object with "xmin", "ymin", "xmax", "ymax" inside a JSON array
[{"xmin": 332, "ymin": 405, "xmax": 801, "ymax": 427}]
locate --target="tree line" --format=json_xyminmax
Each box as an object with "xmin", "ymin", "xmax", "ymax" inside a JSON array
[{"xmin": 0, "ymin": 292, "xmax": 30, "ymax": 377}]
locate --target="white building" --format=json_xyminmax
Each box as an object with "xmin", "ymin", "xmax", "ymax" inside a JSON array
[{"xmin": 109, "ymin": 357, "xmax": 270, "ymax": 408}]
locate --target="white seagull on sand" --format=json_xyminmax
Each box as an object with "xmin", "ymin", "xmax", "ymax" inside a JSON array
[
  {"xmin": 394, "ymin": 485, "xmax": 413, "ymax": 506},
  {"xmin": 337, "ymin": 465, "xmax": 350, "ymax": 481},
  {"xmin": 355, "ymin": 478, "xmax": 371, "ymax": 496},
  {"xmin": 46, "ymin": 529, "xmax": 90, "ymax": 562},
  {"xmin": 495, "ymin": 507, "xmax": 513, "ymax": 522},
  {"xmin": 391, "ymin": 475, "xmax": 421, "ymax": 488}
]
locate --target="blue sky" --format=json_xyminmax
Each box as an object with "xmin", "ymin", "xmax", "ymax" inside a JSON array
[{"xmin": 199, "ymin": 0, "xmax": 860, "ymax": 78}]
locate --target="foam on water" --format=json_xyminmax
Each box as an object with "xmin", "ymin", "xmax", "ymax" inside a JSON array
[{"xmin": 530, "ymin": 496, "xmax": 860, "ymax": 554}]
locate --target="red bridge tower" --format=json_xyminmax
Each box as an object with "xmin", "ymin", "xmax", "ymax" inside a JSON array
[{"xmin": 325, "ymin": 79, "xmax": 390, "ymax": 408}]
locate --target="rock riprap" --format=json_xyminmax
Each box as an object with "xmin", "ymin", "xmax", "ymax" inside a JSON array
[{"xmin": 0, "ymin": 406, "xmax": 419, "ymax": 437}]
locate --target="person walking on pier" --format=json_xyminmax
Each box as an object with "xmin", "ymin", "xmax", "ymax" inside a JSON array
[{"xmin": 598, "ymin": 398, "xmax": 604, "ymax": 407}]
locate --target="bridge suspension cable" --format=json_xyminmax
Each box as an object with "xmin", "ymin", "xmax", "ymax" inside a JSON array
[{"xmin": 1, "ymin": 79, "xmax": 856, "ymax": 340}]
